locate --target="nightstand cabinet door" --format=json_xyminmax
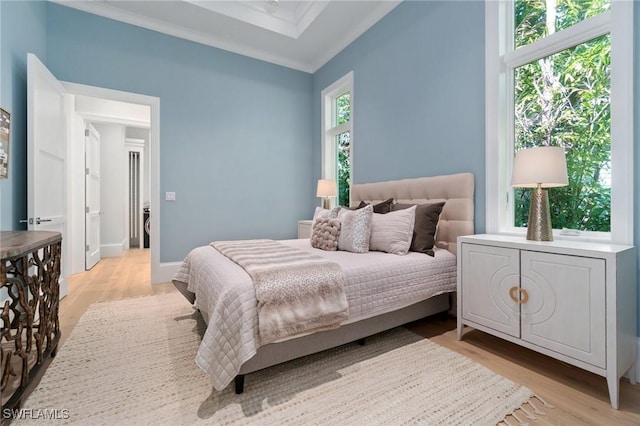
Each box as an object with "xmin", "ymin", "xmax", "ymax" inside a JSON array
[
  {"xmin": 461, "ymin": 243, "xmax": 520, "ymax": 337},
  {"xmin": 520, "ymin": 250, "xmax": 606, "ymax": 368}
]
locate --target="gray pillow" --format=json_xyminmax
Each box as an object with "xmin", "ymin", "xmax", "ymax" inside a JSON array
[
  {"xmin": 392, "ymin": 202, "xmax": 445, "ymax": 256},
  {"xmin": 337, "ymin": 204, "xmax": 373, "ymax": 253},
  {"xmin": 355, "ymin": 198, "xmax": 394, "ymax": 214}
]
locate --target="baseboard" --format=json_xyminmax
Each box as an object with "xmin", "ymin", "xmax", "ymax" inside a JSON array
[
  {"xmin": 153, "ymin": 261, "xmax": 181, "ymax": 284},
  {"xmin": 636, "ymin": 338, "xmax": 640, "ymax": 383},
  {"xmin": 100, "ymin": 241, "xmax": 125, "ymax": 258}
]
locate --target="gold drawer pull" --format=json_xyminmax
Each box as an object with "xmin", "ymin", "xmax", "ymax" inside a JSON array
[
  {"xmin": 509, "ymin": 286, "xmax": 519, "ymax": 303},
  {"xmin": 508, "ymin": 287, "xmax": 529, "ymax": 305}
]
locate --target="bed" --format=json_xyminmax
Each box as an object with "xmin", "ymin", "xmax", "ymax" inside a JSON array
[{"xmin": 172, "ymin": 172, "xmax": 474, "ymax": 393}]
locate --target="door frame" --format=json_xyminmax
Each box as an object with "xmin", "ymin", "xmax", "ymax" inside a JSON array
[{"xmin": 61, "ymin": 82, "xmax": 162, "ymax": 283}]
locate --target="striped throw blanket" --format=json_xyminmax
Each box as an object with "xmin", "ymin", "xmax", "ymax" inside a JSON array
[{"xmin": 211, "ymin": 240, "xmax": 349, "ymax": 344}]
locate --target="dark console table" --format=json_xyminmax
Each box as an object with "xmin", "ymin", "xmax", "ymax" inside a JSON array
[{"xmin": 1, "ymin": 231, "xmax": 62, "ymax": 418}]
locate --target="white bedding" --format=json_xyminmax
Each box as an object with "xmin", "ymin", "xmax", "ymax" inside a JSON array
[{"xmin": 173, "ymin": 239, "xmax": 457, "ymax": 391}]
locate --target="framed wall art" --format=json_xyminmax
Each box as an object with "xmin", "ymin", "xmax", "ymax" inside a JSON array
[{"xmin": 0, "ymin": 108, "xmax": 10, "ymax": 179}]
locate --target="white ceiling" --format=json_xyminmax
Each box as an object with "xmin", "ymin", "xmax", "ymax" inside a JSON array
[{"xmin": 54, "ymin": 1, "xmax": 402, "ymax": 73}]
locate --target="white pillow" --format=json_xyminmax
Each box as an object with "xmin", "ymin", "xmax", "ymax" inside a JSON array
[
  {"xmin": 369, "ymin": 205, "xmax": 416, "ymax": 255},
  {"xmin": 337, "ymin": 204, "xmax": 373, "ymax": 253}
]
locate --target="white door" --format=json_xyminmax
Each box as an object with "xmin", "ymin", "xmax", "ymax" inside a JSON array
[
  {"xmin": 85, "ymin": 123, "xmax": 101, "ymax": 270},
  {"xmin": 27, "ymin": 53, "xmax": 68, "ymax": 298}
]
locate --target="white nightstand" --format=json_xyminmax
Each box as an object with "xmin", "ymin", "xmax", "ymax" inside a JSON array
[
  {"xmin": 297, "ymin": 220, "xmax": 313, "ymax": 239},
  {"xmin": 456, "ymin": 234, "xmax": 637, "ymax": 409}
]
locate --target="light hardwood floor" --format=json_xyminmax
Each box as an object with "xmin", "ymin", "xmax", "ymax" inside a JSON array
[
  {"xmin": 61, "ymin": 249, "xmax": 640, "ymax": 425},
  {"xmin": 60, "ymin": 249, "xmax": 174, "ymax": 347}
]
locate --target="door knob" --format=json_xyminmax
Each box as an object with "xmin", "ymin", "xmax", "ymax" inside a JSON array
[{"xmin": 36, "ymin": 217, "xmax": 52, "ymax": 225}]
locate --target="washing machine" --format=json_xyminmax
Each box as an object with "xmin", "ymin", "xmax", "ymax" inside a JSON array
[{"xmin": 143, "ymin": 207, "xmax": 150, "ymax": 248}]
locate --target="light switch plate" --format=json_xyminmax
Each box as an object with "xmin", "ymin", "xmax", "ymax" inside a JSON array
[{"xmin": 165, "ymin": 192, "xmax": 176, "ymax": 201}]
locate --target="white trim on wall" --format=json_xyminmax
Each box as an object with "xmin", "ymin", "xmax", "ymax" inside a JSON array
[
  {"xmin": 157, "ymin": 261, "xmax": 182, "ymax": 284},
  {"xmin": 100, "ymin": 239, "xmax": 127, "ymax": 258},
  {"xmin": 637, "ymin": 339, "xmax": 640, "ymax": 383},
  {"xmin": 77, "ymin": 113, "xmax": 150, "ymax": 129},
  {"xmin": 321, "ymin": 71, "xmax": 354, "ymax": 208}
]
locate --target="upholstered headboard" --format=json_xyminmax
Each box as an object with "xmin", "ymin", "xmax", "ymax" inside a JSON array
[{"xmin": 350, "ymin": 173, "xmax": 474, "ymax": 256}]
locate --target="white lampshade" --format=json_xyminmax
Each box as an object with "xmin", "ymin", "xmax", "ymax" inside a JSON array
[
  {"xmin": 511, "ymin": 146, "xmax": 568, "ymax": 188},
  {"xmin": 316, "ymin": 179, "xmax": 337, "ymax": 197}
]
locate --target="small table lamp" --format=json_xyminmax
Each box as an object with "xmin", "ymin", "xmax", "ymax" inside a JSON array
[
  {"xmin": 317, "ymin": 179, "xmax": 337, "ymax": 209},
  {"xmin": 511, "ymin": 146, "xmax": 568, "ymax": 241}
]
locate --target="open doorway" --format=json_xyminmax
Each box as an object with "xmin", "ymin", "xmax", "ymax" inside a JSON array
[{"xmin": 62, "ymin": 82, "xmax": 160, "ymax": 282}]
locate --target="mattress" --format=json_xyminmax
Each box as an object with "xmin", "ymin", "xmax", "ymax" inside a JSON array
[{"xmin": 173, "ymin": 239, "xmax": 457, "ymax": 391}]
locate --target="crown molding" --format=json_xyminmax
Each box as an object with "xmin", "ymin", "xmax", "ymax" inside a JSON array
[
  {"xmin": 51, "ymin": 0, "xmax": 401, "ymax": 74},
  {"xmin": 51, "ymin": 1, "xmax": 315, "ymax": 73},
  {"xmin": 184, "ymin": 0, "xmax": 329, "ymax": 39}
]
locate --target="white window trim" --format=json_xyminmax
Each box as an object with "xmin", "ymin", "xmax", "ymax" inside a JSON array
[
  {"xmin": 321, "ymin": 71, "xmax": 354, "ymax": 208},
  {"xmin": 485, "ymin": 0, "xmax": 634, "ymax": 244}
]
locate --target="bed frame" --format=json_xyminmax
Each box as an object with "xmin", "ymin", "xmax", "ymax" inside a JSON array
[{"xmin": 174, "ymin": 172, "xmax": 475, "ymax": 393}]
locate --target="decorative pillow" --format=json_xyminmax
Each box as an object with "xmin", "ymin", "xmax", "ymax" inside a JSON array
[
  {"xmin": 369, "ymin": 205, "xmax": 416, "ymax": 255},
  {"xmin": 337, "ymin": 204, "xmax": 373, "ymax": 253},
  {"xmin": 392, "ymin": 202, "xmax": 445, "ymax": 256},
  {"xmin": 311, "ymin": 206, "xmax": 341, "ymax": 231},
  {"xmin": 355, "ymin": 198, "xmax": 394, "ymax": 214},
  {"xmin": 311, "ymin": 218, "xmax": 341, "ymax": 251}
]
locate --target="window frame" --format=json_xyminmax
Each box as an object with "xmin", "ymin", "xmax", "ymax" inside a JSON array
[
  {"xmin": 485, "ymin": 0, "xmax": 633, "ymax": 244},
  {"xmin": 321, "ymin": 71, "xmax": 354, "ymax": 208}
]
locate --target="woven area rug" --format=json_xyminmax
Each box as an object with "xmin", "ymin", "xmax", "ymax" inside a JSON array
[{"xmin": 16, "ymin": 292, "xmax": 537, "ymax": 425}]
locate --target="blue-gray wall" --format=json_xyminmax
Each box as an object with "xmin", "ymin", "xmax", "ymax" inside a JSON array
[
  {"xmin": 44, "ymin": 3, "xmax": 314, "ymax": 262},
  {"xmin": 0, "ymin": 0, "xmax": 47, "ymax": 231},
  {"xmin": 313, "ymin": 1, "xmax": 486, "ymax": 233}
]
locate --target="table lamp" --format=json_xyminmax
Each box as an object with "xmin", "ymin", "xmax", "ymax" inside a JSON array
[
  {"xmin": 316, "ymin": 179, "xmax": 337, "ymax": 209},
  {"xmin": 511, "ymin": 146, "xmax": 568, "ymax": 241}
]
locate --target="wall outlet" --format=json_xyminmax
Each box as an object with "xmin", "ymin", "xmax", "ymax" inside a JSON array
[{"xmin": 165, "ymin": 192, "xmax": 176, "ymax": 201}]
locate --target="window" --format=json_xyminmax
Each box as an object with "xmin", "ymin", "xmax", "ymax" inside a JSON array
[
  {"xmin": 321, "ymin": 72, "xmax": 353, "ymax": 207},
  {"xmin": 486, "ymin": 0, "xmax": 633, "ymax": 243}
]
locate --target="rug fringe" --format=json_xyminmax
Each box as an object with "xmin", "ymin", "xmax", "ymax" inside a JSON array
[
  {"xmin": 532, "ymin": 394, "xmax": 554, "ymax": 409},
  {"xmin": 511, "ymin": 411, "xmax": 529, "ymax": 426},
  {"xmin": 500, "ymin": 394, "xmax": 554, "ymax": 426},
  {"xmin": 527, "ymin": 399, "xmax": 546, "ymax": 415},
  {"xmin": 520, "ymin": 405, "xmax": 536, "ymax": 420}
]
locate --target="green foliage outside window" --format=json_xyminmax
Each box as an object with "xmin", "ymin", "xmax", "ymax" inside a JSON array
[
  {"xmin": 514, "ymin": 0, "xmax": 611, "ymax": 232},
  {"xmin": 336, "ymin": 93, "xmax": 351, "ymax": 206},
  {"xmin": 337, "ymin": 132, "xmax": 350, "ymax": 207}
]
